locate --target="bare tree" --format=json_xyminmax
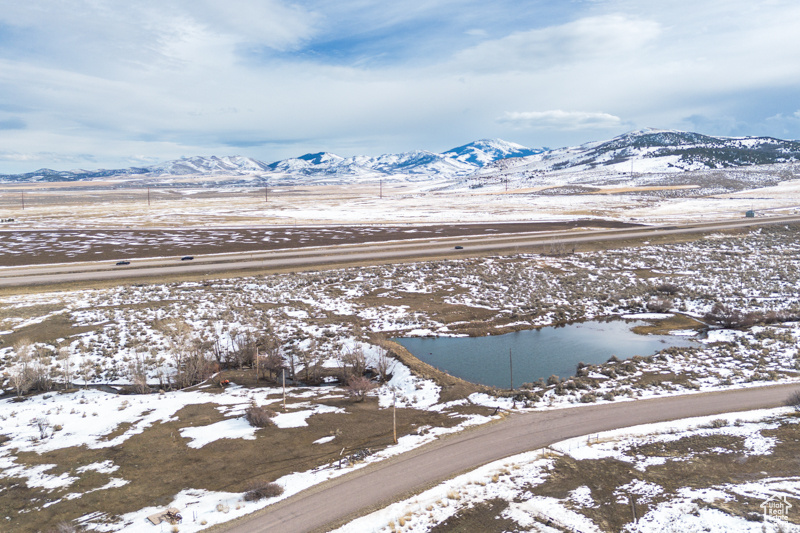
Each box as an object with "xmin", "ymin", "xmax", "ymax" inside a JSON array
[
  {"xmin": 10, "ymin": 339, "xmax": 33, "ymax": 396},
  {"xmin": 374, "ymin": 337, "xmax": 395, "ymax": 383},
  {"xmin": 160, "ymin": 319, "xmax": 214, "ymax": 389},
  {"xmin": 128, "ymin": 351, "xmax": 150, "ymax": 394},
  {"xmin": 79, "ymin": 358, "xmax": 94, "ymax": 388},
  {"xmin": 346, "ymin": 375, "xmax": 377, "ymax": 402},
  {"xmin": 340, "ymin": 345, "xmax": 366, "ymax": 381},
  {"xmin": 298, "ymin": 340, "xmax": 323, "ymax": 383},
  {"xmin": 259, "ymin": 333, "xmax": 284, "ymax": 381},
  {"xmin": 9, "ymin": 366, "xmax": 32, "ymax": 397},
  {"xmin": 56, "ymin": 347, "xmax": 73, "ymax": 390}
]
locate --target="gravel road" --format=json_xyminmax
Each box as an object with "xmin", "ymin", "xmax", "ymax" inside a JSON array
[{"xmin": 217, "ymin": 383, "xmax": 799, "ymax": 533}]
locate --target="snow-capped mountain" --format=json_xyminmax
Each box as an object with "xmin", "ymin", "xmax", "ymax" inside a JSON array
[
  {"xmin": 443, "ymin": 139, "xmax": 544, "ymax": 166},
  {"xmin": 0, "ymin": 139, "xmax": 537, "ymax": 183},
  {"xmin": 2, "ymin": 132, "xmax": 799, "ymax": 185},
  {"xmin": 478, "ymin": 129, "xmax": 800, "ymax": 177},
  {"xmin": 147, "ymin": 155, "xmax": 270, "ymax": 175},
  {"xmin": 265, "ymin": 142, "xmax": 538, "ymax": 178}
]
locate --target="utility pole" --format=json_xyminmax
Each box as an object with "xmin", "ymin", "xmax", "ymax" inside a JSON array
[
  {"xmin": 282, "ymin": 368, "xmax": 286, "ymax": 411},
  {"xmin": 265, "ymin": 185, "xmax": 268, "ymax": 203},
  {"xmin": 392, "ymin": 387, "xmax": 397, "ymax": 444}
]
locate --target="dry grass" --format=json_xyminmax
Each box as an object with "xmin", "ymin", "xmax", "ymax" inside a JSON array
[
  {"xmin": 630, "ymin": 313, "xmax": 705, "ymax": 336},
  {"xmin": 0, "ymin": 385, "xmax": 467, "ymax": 532}
]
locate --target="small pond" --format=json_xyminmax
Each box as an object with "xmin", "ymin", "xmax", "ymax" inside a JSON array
[{"xmin": 395, "ymin": 318, "xmax": 698, "ymax": 389}]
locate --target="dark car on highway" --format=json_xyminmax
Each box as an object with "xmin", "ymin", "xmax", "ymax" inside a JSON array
[
  {"xmin": 181, "ymin": 256, "xmax": 194, "ymax": 261},
  {"xmin": 115, "ymin": 260, "xmax": 130, "ymax": 266}
]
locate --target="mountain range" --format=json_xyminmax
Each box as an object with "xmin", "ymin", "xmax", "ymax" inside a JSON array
[{"xmin": 2, "ymin": 130, "xmax": 799, "ymax": 185}]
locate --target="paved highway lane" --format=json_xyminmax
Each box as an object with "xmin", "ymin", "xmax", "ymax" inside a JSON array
[
  {"xmin": 5, "ymin": 215, "xmax": 800, "ymax": 287},
  {"xmin": 217, "ymin": 383, "xmax": 799, "ymax": 533}
]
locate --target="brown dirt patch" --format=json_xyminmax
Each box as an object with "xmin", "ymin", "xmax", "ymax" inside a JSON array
[
  {"xmin": 428, "ymin": 498, "xmax": 517, "ymax": 532},
  {"xmin": 630, "ymin": 313, "xmax": 704, "ymax": 335}
]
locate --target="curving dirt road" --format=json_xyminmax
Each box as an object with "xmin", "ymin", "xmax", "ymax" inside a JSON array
[{"xmin": 216, "ymin": 383, "xmax": 799, "ymax": 533}]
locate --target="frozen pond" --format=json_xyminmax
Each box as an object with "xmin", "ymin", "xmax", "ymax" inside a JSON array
[{"xmin": 396, "ymin": 318, "xmax": 698, "ymax": 388}]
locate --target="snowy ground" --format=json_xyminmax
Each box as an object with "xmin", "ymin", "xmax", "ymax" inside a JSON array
[
  {"xmin": 0, "ymin": 375, "xmax": 493, "ymax": 532},
  {"xmin": 335, "ymin": 407, "xmax": 800, "ymax": 533},
  {"xmin": 2, "ymin": 224, "xmax": 800, "ymax": 531},
  {"xmin": 2, "ymin": 165, "xmax": 800, "ymax": 230}
]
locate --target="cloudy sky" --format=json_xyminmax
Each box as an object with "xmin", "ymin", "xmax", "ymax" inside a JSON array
[{"xmin": 1, "ymin": 0, "xmax": 799, "ymax": 173}]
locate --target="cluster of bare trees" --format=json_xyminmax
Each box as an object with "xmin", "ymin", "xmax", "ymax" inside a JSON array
[
  {"xmin": 8, "ymin": 340, "xmax": 75, "ymax": 397},
  {"xmin": 156, "ymin": 319, "xmax": 216, "ymax": 389},
  {"xmin": 704, "ymin": 302, "xmax": 800, "ymax": 329},
  {"xmin": 340, "ymin": 337, "xmax": 394, "ymax": 402}
]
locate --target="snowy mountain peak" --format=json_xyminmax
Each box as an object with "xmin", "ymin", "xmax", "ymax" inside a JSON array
[
  {"xmin": 149, "ymin": 155, "xmax": 269, "ymax": 175},
  {"xmin": 443, "ymin": 138, "xmax": 544, "ymax": 166},
  {"xmin": 296, "ymin": 152, "xmax": 344, "ymax": 165},
  {"xmin": 476, "ymin": 129, "xmax": 800, "ymax": 178}
]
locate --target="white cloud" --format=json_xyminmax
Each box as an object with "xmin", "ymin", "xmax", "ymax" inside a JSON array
[
  {"xmin": 499, "ymin": 110, "xmax": 623, "ymax": 130},
  {"xmin": 450, "ymin": 14, "xmax": 661, "ymax": 72},
  {"xmin": 3, "ymin": 1, "xmax": 800, "ymax": 172}
]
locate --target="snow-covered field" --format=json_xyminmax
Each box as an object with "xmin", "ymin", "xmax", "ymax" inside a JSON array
[
  {"xmin": 335, "ymin": 407, "xmax": 800, "ymax": 533},
  {"xmin": 2, "ymin": 223, "xmax": 800, "ymax": 531},
  {"xmin": 2, "ymin": 164, "xmax": 800, "ymax": 231}
]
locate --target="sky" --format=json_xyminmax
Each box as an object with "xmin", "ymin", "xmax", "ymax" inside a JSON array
[{"xmin": 1, "ymin": 0, "xmax": 800, "ymax": 173}]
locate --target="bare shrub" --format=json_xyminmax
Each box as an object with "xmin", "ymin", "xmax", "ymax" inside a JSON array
[
  {"xmin": 704, "ymin": 302, "xmax": 744, "ymax": 328},
  {"xmin": 645, "ymin": 297, "xmax": 673, "ymax": 313},
  {"xmin": 128, "ymin": 353, "xmax": 151, "ymax": 394},
  {"xmin": 656, "ymin": 283, "xmax": 681, "ymax": 295},
  {"xmin": 44, "ymin": 522, "xmax": 81, "ymax": 533},
  {"xmin": 31, "ymin": 417, "xmax": 52, "ymax": 440},
  {"xmin": 346, "ymin": 375, "xmax": 377, "ymax": 402},
  {"xmin": 243, "ymin": 481, "xmax": 284, "ymax": 501},
  {"xmin": 245, "ymin": 405, "xmax": 275, "ymax": 428},
  {"xmin": 785, "ymin": 390, "xmax": 800, "ymax": 411}
]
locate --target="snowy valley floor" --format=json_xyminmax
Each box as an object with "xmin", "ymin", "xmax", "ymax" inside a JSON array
[{"xmin": 1, "ymin": 223, "xmax": 800, "ymax": 531}]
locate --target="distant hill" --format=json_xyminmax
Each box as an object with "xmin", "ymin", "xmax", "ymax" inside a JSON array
[
  {"xmin": 2, "ymin": 131, "xmax": 798, "ymax": 186},
  {"xmin": 479, "ymin": 129, "xmax": 800, "ymax": 176},
  {"xmin": 0, "ymin": 139, "xmax": 542, "ymax": 184}
]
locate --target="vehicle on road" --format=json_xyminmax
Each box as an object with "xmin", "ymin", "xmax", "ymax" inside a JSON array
[
  {"xmin": 181, "ymin": 256, "xmax": 194, "ymax": 261},
  {"xmin": 454, "ymin": 245, "xmax": 464, "ymax": 250},
  {"xmin": 115, "ymin": 260, "xmax": 130, "ymax": 266}
]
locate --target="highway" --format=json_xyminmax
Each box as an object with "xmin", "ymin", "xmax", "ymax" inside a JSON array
[{"xmin": 4, "ymin": 214, "xmax": 800, "ymax": 287}]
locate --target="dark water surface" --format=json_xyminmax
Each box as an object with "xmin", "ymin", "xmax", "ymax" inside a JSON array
[{"xmin": 396, "ymin": 319, "xmax": 697, "ymax": 389}]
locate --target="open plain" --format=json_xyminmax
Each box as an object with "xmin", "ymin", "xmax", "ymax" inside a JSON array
[{"xmin": 2, "ymin": 174, "xmax": 800, "ymax": 532}]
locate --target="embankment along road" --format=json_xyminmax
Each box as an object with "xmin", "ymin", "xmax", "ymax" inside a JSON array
[{"xmin": 217, "ymin": 383, "xmax": 799, "ymax": 533}]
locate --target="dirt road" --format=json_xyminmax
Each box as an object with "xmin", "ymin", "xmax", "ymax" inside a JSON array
[{"xmin": 217, "ymin": 383, "xmax": 798, "ymax": 533}]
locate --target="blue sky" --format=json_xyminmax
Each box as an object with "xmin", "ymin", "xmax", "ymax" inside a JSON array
[{"xmin": 1, "ymin": 0, "xmax": 800, "ymax": 173}]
